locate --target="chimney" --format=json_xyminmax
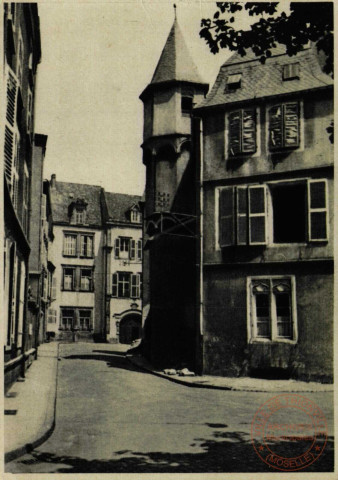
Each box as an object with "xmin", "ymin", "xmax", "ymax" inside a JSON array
[{"xmin": 50, "ymin": 174, "xmax": 56, "ymax": 188}]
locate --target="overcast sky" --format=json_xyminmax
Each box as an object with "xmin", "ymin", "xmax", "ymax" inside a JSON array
[{"xmin": 35, "ymin": 1, "xmax": 230, "ymax": 195}]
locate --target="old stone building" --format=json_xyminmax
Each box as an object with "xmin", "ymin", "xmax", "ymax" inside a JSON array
[
  {"xmin": 47, "ymin": 175, "xmax": 142, "ymax": 343},
  {"xmin": 102, "ymin": 192, "xmax": 142, "ymax": 344},
  {"xmin": 141, "ymin": 19, "xmax": 333, "ymax": 382},
  {"xmin": 27, "ymin": 134, "xmax": 56, "ymax": 346},
  {"xmin": 4, "ymin": 3, "xmax": 47, "ymax": 389},
  {"xmin": 196, "ymin": 45, "xmax": 333, "ymax": 382}
]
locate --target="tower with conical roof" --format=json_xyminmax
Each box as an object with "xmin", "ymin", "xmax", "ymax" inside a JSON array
[
  {"xmin": 140, "ymin": 13, "xmax": 208, "ymax": 217},
  {"xmin": 140, "ymin": 12, "xmax": 208, "ymax": 371}
]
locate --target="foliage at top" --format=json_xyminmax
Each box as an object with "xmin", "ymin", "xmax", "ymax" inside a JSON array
[{"xmin": 200, "ymin": 2, "xmax": 333, "ymax": 76}]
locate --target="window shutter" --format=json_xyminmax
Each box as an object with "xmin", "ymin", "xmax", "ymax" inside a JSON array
[
  {"xmin": 5, "ymin": 67, "xmax": 18, "ymax": 187},
  {"xmin": 249, "ymin": 185, "xmax": 267, "ymax": 245},
  {"xmin": 242, "ymin": 109, "xmax": 256, "ymax": 153},
  {"xmin": 131, "ymin": 274, "xmax": 138, "ymax": 298},
  {"xmin": 130, "ymin": 239, "xmax": 136, "ymax": 260},
  {"xmin": 137, "ymin": 239, "xmax": 142, "ymax": 260},
  {"xmin": 228, "ymin": 111, "xmax": 241, "ymax": 156},
  {"xmin": 4, "ymin": 126, "xmax": 14, "ymax": 185},
  {"xmin": 269, "ymin": 105, "xmax": 283, "ymax": 149},
  {"xmin": 308, "ymin": 180, "xmax": 328, "ymax": 241},
  {"xmin": 236, "ymin": 186, "xmax": 248, "ymax": 245},
  {"xmin": 112, "ymin": 273, "xmax": 118, "ymax": 297},
  {"xmin": 219, "ymin": 187, "xmax": 235, "ymax": 247},
  {"xmin": 115, "ymin": 238, "xmax": 120, "ymax": 258},
  {"xmin": 283, "ymin": 103, "xmax": 299, "ymax": 147},
  {"xmin": 51, "ymin": 277, "xmax": 57, "ymax": 300}
]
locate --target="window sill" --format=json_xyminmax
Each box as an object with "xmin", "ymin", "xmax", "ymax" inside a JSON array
[
  {"xmin": 63, "ymin": 254, "xmax": 77, "ymax": 258},
  {"xmin": 249, "ymin": 338, "xmax": 297, "ymax": 345},
  {"xmin": 79, "ymin": 256, "xmax": 94, "ymax": 259},
  {"xmin": 112, "ymin": 296, "xmax": 138, "ymax": 300}
]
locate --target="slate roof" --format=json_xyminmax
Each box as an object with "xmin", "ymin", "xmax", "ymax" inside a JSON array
[
  {"xmin": 196, "ymin": 45, "xmax": 333, "ymax": 110},
  {"xmin": 50, "ymin": 181, "xmax": 103, "ymax": 227},
  {"xmin": 140, "ymin": 19, "xmax": 207, "ymax": 100},
  {"xmin": 103, "ymin": 192, "xmax": 142, "ymax": 224}
]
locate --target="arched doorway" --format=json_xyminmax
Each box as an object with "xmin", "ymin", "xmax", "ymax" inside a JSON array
[{"xmin": 119, "ymin": 313, "xmax": 142, "ymax": 344}]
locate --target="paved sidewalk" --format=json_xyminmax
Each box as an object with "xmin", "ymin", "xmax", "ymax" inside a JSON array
[
  {"xmin": 5, "ymin": 342, "xmax": 59, "ymax": 462},
  {"xmin": 127, "ymin": 353, "xmax": 333, "ymax": 393}
]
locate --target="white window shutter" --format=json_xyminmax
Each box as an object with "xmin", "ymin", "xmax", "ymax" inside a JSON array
[{"xmin": 308, "ymin": 179, "xmax": 328, "ymax": 241}]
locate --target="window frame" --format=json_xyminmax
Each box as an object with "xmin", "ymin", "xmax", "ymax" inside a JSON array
[
  {"xmin": 227, "ymin": 108, "xmax": 257, "ymax": 158},
  {"xmin": 80, "ymin": 234, "xmax": 94, "ymax": 258},
  {"xmin": 63, "ymin": 233, "xmax": 77, "ymax": 257},
  {"xmin": 247, "ymin": 276, "xmax": 298, "ymax": 344},
  {"xmin": 111, "ymin": 272, "xmax": 141, "ymax": 299},
  {"xmin": 267, "ymin": 101, "xmax": 302, "ymax": 151},
  {"xmin": 63, "ymin": 267, "xmax": 76, "ymax": 291},
  {"xmin": 62, "ymin": 265, "xmax": 94, "ymax": 292},
  {"xmin": 216, "ymin": 177, "xmax": 328, "ymax": 249},
  {"xmin": 63, "ymin": 231, "xmax": 94, "ymax": 258}
]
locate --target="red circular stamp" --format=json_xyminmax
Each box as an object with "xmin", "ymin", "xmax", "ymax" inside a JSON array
[{"xmin": 251, "ymin": 394, "xmax": 328, "ymax": 471}]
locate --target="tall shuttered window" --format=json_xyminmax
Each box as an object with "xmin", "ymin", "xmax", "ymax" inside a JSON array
[
  {"xmin": 218, "ymin": 179, "xmax": 328, "ymax": 248},
  {"xmin": 269, "ymin": 102, "xmax": 299, "ymax": 150},
  {"xmin": 219, "ymin": 185, "xmax": 266, "ymax": 247},
  {"xmin": 228, "ymin": 109, "xmax": 256, "ymax": 157},
  {"xmin": 112, "ymin": 272, "xmax": 141, "ymax": 298}
]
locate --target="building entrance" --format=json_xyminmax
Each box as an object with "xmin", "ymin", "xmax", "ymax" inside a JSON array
[{"xmin": 119, "ymin": 314, "xmax": 141, "ymax": 344}]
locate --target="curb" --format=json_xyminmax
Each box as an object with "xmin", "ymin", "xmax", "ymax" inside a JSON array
[
  {"xmin": 5, "ymin": 343, "xmax": 60, "ymax": 464},
  {"xmin": 126, "ymin": 355, "xmax": 232, "ymax": 391},
  {"xmin": 126, "ymin": 355, "xmax": 333, "ymax": 393}
]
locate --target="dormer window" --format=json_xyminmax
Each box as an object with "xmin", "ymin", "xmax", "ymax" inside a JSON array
[
  {"xmin": 283, "ymin": 63, "xmax": 300, "ymax": 81},
  {"xmin": 69, "ymin": 198, "xmax": 88, "ymax": 225},
  {"xmin": 75, "ymin": 210, "xmax": 85, "ymax": 224},
  {"xmin": 226, "ymin": 73, "xmax": 242, "ymax": 91},
  {"xmin": 129, "ymin": 206, "xmax": 141, "ymax": 223}
]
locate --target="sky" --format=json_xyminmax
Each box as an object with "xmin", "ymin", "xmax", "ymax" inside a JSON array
[{"xmin": 35, "ymin": 1, "xmax": 230, "ymax": 196}]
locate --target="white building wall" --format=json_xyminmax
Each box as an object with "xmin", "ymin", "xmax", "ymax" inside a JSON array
[
  {"xmin": 47, "ymin": 225, "xmax": 104, "ymax": 337},
  {"xmin": 106, "ymin": 224, "xmax": 143, "ymax": 343}
]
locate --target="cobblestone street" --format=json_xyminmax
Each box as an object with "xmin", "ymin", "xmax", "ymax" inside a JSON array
[{"xmin": 6, "ymin": 343, "xmax": 334, "ymax": 473}]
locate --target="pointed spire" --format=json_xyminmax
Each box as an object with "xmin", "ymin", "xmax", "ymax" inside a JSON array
[{"xmin": 150, "ymin": 15, "xmax": 205, "ymax": 85}]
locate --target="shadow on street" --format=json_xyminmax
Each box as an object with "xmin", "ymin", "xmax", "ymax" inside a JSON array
[
  {"xmin": 61, "ymin": 352, "xmax": 151, "ymax": 375},
  {"xmin": 17, "ymin": 433, "xmax": 334, "ymax": 473}
]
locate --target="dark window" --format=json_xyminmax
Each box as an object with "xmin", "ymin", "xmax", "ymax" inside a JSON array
[
  {"xmin": 271, "ymin": 183, "xmax": 307, "ymax": 243},
  {"xmin": 255, "ymin": 293, "xmax": 271, "ymax": 338},
  {"xmin": 181, "ymin": 96, "xmax": 193, "ymax": 114},
  {"xmin": 226, "ymin": 73, "xmax": 242, "ymax": 90}
]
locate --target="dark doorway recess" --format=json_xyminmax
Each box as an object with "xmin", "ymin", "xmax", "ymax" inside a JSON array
[{"xmin": 119, "ymin": 314, "xmax": 141, "ymax": 344}]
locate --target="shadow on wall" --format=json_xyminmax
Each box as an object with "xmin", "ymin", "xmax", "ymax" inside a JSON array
[{"xmin": 11, "ymin": 431, "xmax": 334, "ymax": 473}]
